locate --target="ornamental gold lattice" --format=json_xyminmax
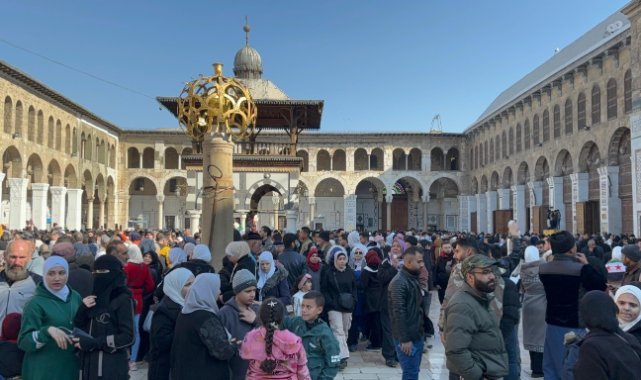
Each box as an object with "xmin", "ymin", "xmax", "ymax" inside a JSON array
[{"xmin": 177, "ymin": 63, "xmax": 257, "ymax": 143}]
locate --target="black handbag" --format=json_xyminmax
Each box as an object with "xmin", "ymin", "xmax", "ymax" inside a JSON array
[{"xmin": 333, "ymin": 271, "xmax": 354, "ymax": 310}]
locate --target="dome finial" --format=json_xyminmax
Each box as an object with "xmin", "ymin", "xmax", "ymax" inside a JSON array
[{"xmin": 243, "ymin": 16, "xmax": 251, "ymax": 46}]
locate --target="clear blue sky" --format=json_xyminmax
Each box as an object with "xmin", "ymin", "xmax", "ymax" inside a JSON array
[{"xmin": 0, "ymin": 0, "xmax": 629, "ymax": 133}]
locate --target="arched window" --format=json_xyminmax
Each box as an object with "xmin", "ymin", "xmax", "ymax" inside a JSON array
[
  {"xmin": 474, "ymin": 146, "xmax": 479, "ymax": 170},
  {"xmin": 408, "ymin": 148, "xmax": 422, "ymax": 170},
  {"xmin": 542, "ymin": 110, "xmax": 550, "ymax": 142},
  {"xmin": 495, "ymin": 135, "xmax": 500, "ymax": 161},
  {"xmin": 501, "ymin": 131, "xmax": 507, "ymax": 158},
  {"xmin": 354, "ymin": 148, "xmax": 368, "ymax": 170},
  {"xmin": 332, "ymin": 149, "xmax": 346, "ymax": 171},
  {"xmin": 37, "ymin": 111, "xmax": 44, "ymax": 145},
  {"xmin": 72, "ymin": 128, "xmax": 78, "ymax": 154},
  {"xmin": 47, "ymin": 117, "xmax": 54, "ymax": 148},
  {"xmin": 564, "ymin": 99, "xmax": 573, "ymax": 135},
  {"xmin": 625, "ymin": 69, "xmax": 632, "ymax": 113},
  {"xmin": 515, "ymin": 124, "xmax": 522, "ymax": 152},
  {"xmin": 3, "ymin": 97, "xmax": 12, "ymax": 134},
  {"xmin": 392, "ymin": 149, "xmax": 407, "ymax": 170},
  {"xmin": 591, "ymin": 85, "xmax": 601, "ymax": 125},
  {"xmin": 64, "ymin": 124, "xmax": 71, "ymax": 153},
  {"xmin": 607, "ymin": 78, "xmax": 617, "ymax": 119},
  {"xmin": 56, "ymin": 120, "xmax": 62, "ymax": 151},
  {"xmin": 316, "ymin": 150, "xmax": 331, "ymax": 171},
  {"xmin": 578, "ymin": 92, "xmax": 586, "ymax": 130},
  {"xmin": 489, "ymin": 139, "xmax": 494, "ymax": 163},
  {"xmin": 14, "ymin": 101, "xmax": 23, "ymax": 137},
  {"xmin": 127, "ymin": 147, "xmax": 140, "ymax": 168},
  {"xmin": 524, "ymin": 119, "xmax": 531, "ymax": 150},
  {"xmin": 370, "ymin": 148, "xmax": 384, "ymax": 170},
  {"xmin": 508, "ymin": 128, "xmax": 514, "ymax": 155},
  {"xmin": 532, "ymin": 115, "xmax": 540, "ymax": 146},
  {"xmin": 553, "ymin": 105, "xmax": 561, "ymax": 138},
  {"xmin": 142, "ymin": 147, "xmax": 154, "ymax": 169},
  {"xmin": 27, "ymin": 106, "xmax": 35, "ymax": 142},
  {"xmin": 481, "ymin": 141, "xmax": 485, "ymax": 166}
]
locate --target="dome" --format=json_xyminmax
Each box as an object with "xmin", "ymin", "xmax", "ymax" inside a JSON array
[{"xmin": 233, "ymin": 45, "xmax": 263, "ymax": 79}]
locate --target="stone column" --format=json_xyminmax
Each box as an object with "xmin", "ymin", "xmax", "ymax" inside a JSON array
[
  {"xmin": 343, "ymin": 194, "xmax": 357, "ymax": 231},
  {"xmin": 201, "ymin": 135, "xmax": 234, "ymax": 269},
  {"xmin": 139, "ymin": 154, "xmax": 142, "ymax": 168},
  {"xmin": 31, "ymin": 183, "xmax": 49, "ymax": 230},
  {"xmin": 422, "ymin": 195, "xmax": 429, "ymax": 231},
  {"xmin": 49, "ymin": 186, "xmax": 67, "ymax": 228},
  {"xmin": 486, "ymin": 191, "xmax": 497, "ymax": 233},
  {"xmin": 0, "ymin": 173, "xmax": 4, "ymax": 212},
  {"xmin": 308, "ymin": 197, "xmax": 316, "ymax": 227},
  {"xmin": 527, "ymin": 181, "xmax": 544, "ymax": 232},
  {"xmin": 570, "ymin": 173, "xmax": 589, "ymax": 234},
  {"xmin": 286, "ymin": 210, "xmax": 298, "ymax": 233},
  {"xmin": 458, "ymin": 195, "xmax": 470, "ymax": 232},
  {"xmin": 624, "ymin": 1, "xmax": 641, "ymax": 234},
  {"xmin": 8, "ymin": 178, "xmax": 28, "ymax": 230},
  {"xmin": 598, "ymin": 166, "xmax": 622, "ymax": 234},
  {"xmin": 476, "ymin": 193, "xmax": 487, "ymax": 233},
  {"xmin": 468, "ymin": 195, "xmax": 477, "ymax": 232},
  {"xmin": 156, "ymin": 194, "xmax": 165, "ymax": 230},
  {"xmin": 272, "ymin": 193, "xmax": 280, "ymax": 230},
  {"xmin": 98, "ymin": 199, "xmax": 106, "ymax": 229},
  {"xmin": 548, "ymin": 177, "xmax": 565, "ymax": 230},
  {"xmin": 178, "ymin": 154, "xmax": 182, "ymax": 170},
  {"xmin": 9, "ymin": 178, "xmax": 29, "ymax": 230},
  {"xmin": 511, "ymin": 185, "xmax": 527, "ymax": 234},
  {"xmin": 66, "ymin": 188, "xmax": 83, "ymax": 231},
  {"xmin": 187, "ymin": 209, "xmax": 202, "ymax": 233},
  {"xmin": 385, "ymin": 194, "xmax": 393, "ymax": 231},
  {"xmin": 236, "ymin": 210, "xmax": 248, "ymax": 234},
  {"xmin": 85, "ymin": 197, "xmax": 94, "ymax": 230},
  {"xmin": 498, "ymin": 188, "xmax": 510, "ymax": 210}
]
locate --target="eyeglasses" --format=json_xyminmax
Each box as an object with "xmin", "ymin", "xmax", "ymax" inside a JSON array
[{"xmin": 470, "ymin": 268, "xmax": 494, "ymax": 276}]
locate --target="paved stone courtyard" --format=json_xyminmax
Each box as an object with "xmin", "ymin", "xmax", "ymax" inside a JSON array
[{"xmin": 131, "ymin": 292, "xmax": 535, "ymax": 380}]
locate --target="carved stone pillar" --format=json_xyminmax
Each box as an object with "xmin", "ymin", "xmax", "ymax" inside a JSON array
[
  {"xmin": 476, "ymin": 193, "xmax": 487, "ymax": 233},
  {"xmin": 66, "ymin": 188, "xmax": 83, "ymax": 231},
  {"xmin": 570, "ymin": 173, "xmax": 589, "ymax": 234},
  {"xmin": 31, "ymin": 183, "xmax": 49, "ymax": 230},
  {"xmin": 511, "ymin": 185, "xmax": 526, "ymax": 233},
  {"xmin": 598, "ymin": 166, "xmax": 621, "ymax": 234},
  {"xmin": 50, "ymin": 186, "xmax": 67, "ymax": 228},
  {"xmin": 8, "ymin": 178, "xmax": 28, "ymax": 230},
  {"xmin": 156, "ymin": 194, "xmax": 165, "ymax": 230}
]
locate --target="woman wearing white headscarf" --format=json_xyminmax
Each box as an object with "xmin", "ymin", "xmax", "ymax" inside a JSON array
[
  {"xmin": 519, "ymin": 245, "xmax": 546, "ymax": 378},
  {"xmin": 148, "ymin": 268, "xmax": 194, "ymax": 380},
  {"xmin": 123, "ymin": 244, "xmax": 155, "ymax": 368},
  {"xmin": 18, "ymin": 256, "xmax": 82, "ymax": 380},
  {"xmin": 256, "ymin": 251, "xmax": 290, "ymax": 305},
  {"xmin": 170, "ymin": 274, "xmax": 237, "ymax": 380},
  {"xmin": 614, "ymin": 284, "xmax": 641, "ymax": 344},
  {"xmin": 179, "ymin": 244, "xmax": 215, "ymax": 277}
]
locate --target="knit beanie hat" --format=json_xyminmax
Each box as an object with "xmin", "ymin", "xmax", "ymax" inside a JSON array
[
  {"xmin": 622, "ymin": 244, "xmax": 641, "ymax": 262},
  {"xmin": 232, "ymin": 269, "xmax": 257, "ymax": 294}
]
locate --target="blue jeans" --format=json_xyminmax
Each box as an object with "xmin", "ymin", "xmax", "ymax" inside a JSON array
[
  {"xmin": 503, "ymin": 325, "xmax": 521, "ymax": 380},
  {"xmin": 394, "ymin": 339, "xmax": 424, "ymax": 380},
  {"xmin": 130, "ymin": 314, "xmax": 141, "ymax": 362},
  {"xmin": 543, "ymin": 324, "xmax": 584, "ymax": 380}
]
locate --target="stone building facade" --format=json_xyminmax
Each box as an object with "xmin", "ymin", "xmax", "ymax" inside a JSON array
[{"xmin": 1, "ymin": 5, "xmax": 640, "ymax": 236}]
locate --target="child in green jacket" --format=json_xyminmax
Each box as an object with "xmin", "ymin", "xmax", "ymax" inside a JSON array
[{"xmin": 282, "ymin": 291, "xmax": 341, "ymax": 380}]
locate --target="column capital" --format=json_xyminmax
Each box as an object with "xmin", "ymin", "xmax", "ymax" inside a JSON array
[
  {"xmin": 385, "ymin": 194, "xmax": 393, "ymax": 203},
  {"xmin": 187, "ymin": 209, "xmax": 202, "ymax": 217},
  {"xmin": 307, "ymin": 196, "xmax": 316, "ymax": 205},
  {"xmin": 31, "ymin": 183, "xmax": 50, "ymax": 192},
  {"xmin": 421, "ymin": 195, "xmax": 430, "ymax": 203},
  {"xmin": 597, "ymin": 165, "xmax": 619, "ymax": 177},
  {"xmin": 156, "ymin": 194, "xmax": 165, "ymax": 203},
  {"xmin": 50, "ymin": 186, "xmax": 67, "ymax": 196},
  {"xmin": 66, "ymin": 188, "xmax": 84, "ymax": 194}
]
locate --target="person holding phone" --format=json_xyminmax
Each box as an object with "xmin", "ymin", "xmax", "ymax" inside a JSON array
[{"xmin": 18, "ymin": 256, "xmax": 82, "ymax": 380}]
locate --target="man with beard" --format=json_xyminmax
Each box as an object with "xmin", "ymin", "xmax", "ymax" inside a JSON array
[
  {"xmin": 388, "ymin": 246, "xmax": 425, "ymax": 379},
  {"xmin": 0, "ymin": 239, "xmax": 42, "ymax": 328},
  {"xmin": 444, "ymin": 254, "xmax": 508, "ymax": 380}
]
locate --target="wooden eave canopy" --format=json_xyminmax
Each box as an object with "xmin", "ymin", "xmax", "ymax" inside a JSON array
[{"xmin": 156, "ymin": 97, "xmax": 324, "ymax": 130}]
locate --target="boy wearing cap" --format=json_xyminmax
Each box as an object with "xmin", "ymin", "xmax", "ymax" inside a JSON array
[
  {"xmin": 282, "ymin": 290, "xmax": 341, "ymax": 380},
  {"xmin": 219, "ymin": 269, "xmax": 260, "ymax": 380},
  {"xmin": 444, "ymin": 255, "xmax": 508, "ymax": 380}
]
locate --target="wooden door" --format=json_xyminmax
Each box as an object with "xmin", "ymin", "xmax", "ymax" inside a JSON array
[
  {"xmin": 576, "ymin": 202, "xmax": 586, "ymax": 234},
  {"xmin": 493, "ymin": 210, "xmax": 513, "ymax": 234},
  {"xmin": 391, "ymin": 196, "xmax": 408, "ymax": 231}
]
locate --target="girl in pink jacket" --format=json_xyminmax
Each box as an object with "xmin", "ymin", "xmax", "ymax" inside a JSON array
[{"xmin": 240, "ymin": 298, "xmax": 311, "ymax": 380}]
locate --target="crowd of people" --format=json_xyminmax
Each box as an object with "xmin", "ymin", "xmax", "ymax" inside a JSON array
[{"xmin": 2, "ymin": 221, "xmax": 641, "ymax": 379}]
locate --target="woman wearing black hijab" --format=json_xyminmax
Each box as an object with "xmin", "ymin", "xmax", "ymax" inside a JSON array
[
  {"xmin": 573, "ymin": 290, "xmax": 641, "ymax": 379},
  {"xmin": 73, "ymin": 254, "xmax": 135, "ymax": 380}
]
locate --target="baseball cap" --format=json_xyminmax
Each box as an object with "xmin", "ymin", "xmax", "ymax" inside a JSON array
[{"xmin": 461, "ymin": 254, "xmax": 498, "ymax": 277}]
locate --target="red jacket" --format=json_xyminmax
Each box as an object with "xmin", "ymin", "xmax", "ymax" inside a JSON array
[{"xmin": 124, "ymin": 262, "xmax": 155, "ymax": 314}]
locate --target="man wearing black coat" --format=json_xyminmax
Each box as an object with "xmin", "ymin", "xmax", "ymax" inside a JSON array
[
  {"xmin": 388, "ymin": 247, "xmax": 425, "ymax": 379},
  {"xmin": 277, "ymin": 233, "xmax": 307, "ymax": 289}
]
